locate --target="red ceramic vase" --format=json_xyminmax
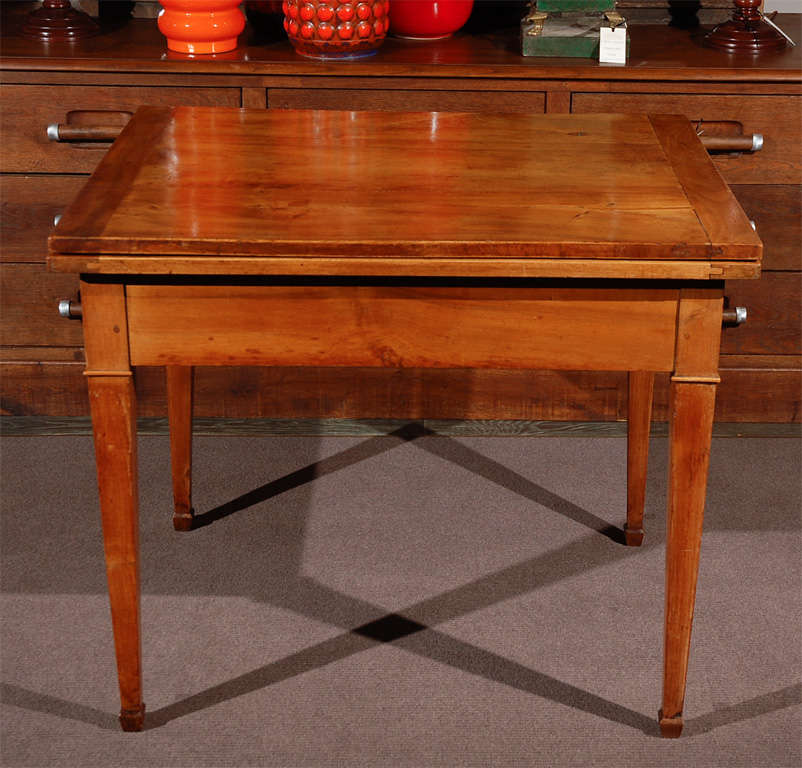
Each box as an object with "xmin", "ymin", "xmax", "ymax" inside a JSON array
[
  {"xmin": 158, "ymin": 0, "xmax": 246, "ymax": 54},
  {"xmin": 283, "ymin": 0, "xmax": 388, "ymax": 59},
  {"xmin": 390, "ymin": 0, "xmax": 473, "ymax": 39}
]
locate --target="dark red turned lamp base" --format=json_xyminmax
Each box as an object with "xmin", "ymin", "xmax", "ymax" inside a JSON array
[
  {"xmin": 21, "ymin": 0, "xmax": 99, "ymax": 42},
  {"xmin": 705, "ymin": 0, "xmax": 788, "ymax": 53}
]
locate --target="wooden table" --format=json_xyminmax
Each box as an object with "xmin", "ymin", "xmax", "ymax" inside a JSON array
[{"xmin": 48, "ymin": 107, "xmax": 761, "ymax": 736}]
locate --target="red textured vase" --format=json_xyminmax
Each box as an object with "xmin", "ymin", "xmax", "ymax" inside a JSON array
[
  {"xmin": 158, "ymin": 0, "xmax": 246, "ymax": 54},
  {"xmin": 283, "ymin": 0, "xmax": 388, "ymax": 59},
  {"xmin": 390, "ymin": 0, "xmax": 473, "ymax": 39}
]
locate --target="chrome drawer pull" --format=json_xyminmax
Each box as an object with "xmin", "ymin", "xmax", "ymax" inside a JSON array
[
  {"xmin": 46, "ymin": 123, "xmax": 123, "ymax": 142},
  {"xmin": 700, "ymin": 134, "xmax": 762, "ymax": 152},
  {"xmin": 58, "ymin": 299, "xmax": 82, "ymax": 319},
  {"xmin": 722, "ymin": 306, "xmax": 747, "ymax": 326}
]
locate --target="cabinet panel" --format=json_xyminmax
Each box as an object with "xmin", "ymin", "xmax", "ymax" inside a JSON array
[
  {"xmin": 730, "ymin": 185, "xmax": 802, "ymax": 271},
  {"xmin": 1, "ymin": 361, "xmax": 798, "ymax": 422},
  {"xmin": 1, "ymin": 174, "xmax": 87, "ymax": 263},
  {"xmin": 722, "ymin": 272, "xmax": 801, "ymax": 355},
  {"xmin": 0, "ymin": 85, "xmax": 241, "ymax": 173},
  {"xmin": 269, "ymin": 88, "xmax": 546, "ymax": 113},
  {"xmin": 571, "ymin": 93, "xmax": 802, "ymax": 184},
  {"xmin": 0, "ymin": 263, "xmax": 81, "ymax": 347}
]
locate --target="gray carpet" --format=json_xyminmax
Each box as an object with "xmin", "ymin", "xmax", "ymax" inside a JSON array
[{"xmin": 1, "ymin": 431, "xmax": 800, "ymax": 767}]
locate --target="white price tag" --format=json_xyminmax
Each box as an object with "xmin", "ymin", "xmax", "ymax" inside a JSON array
[{"xmin": 599, "ymin": 25, "xmax": 627, "ymax": 64}]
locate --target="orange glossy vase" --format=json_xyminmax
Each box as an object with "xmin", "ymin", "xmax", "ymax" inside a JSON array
[{"xmin": 158, "ymin": 0, "xmax": 246, "ymax": 54}]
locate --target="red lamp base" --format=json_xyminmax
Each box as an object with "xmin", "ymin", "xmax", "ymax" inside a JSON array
[
  {"xmin": 706, "ymin": 18, "xmax": 788, "ymax": 53},
  {"xmin": 705, "ymin": 0, "xmax": 788, "ymax": 54}
]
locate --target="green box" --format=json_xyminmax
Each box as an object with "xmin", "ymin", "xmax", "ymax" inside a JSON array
[
  {"xmin": 536, "ymin": 0, "xmax": 614, "ymax": 12},
  {"xmin": 522, "ymin": 15, "xmax": 630, "ymax": 59}
]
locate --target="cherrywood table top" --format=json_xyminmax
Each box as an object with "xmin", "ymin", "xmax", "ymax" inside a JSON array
[{"xmin": 48, "ymin": 107, "xmax": 761, "ymax": 280}]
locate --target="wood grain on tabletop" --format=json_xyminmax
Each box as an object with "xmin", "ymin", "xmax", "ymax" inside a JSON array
[
  {"xmin": 649, "ymin": 114, "xmax": 762, "ymax": 259},
  {"xmin": 49, "ymin": 108, "xmax": 760, "ymax": 271}
]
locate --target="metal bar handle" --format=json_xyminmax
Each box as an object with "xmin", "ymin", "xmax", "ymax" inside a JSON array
[
  {"xmin": 700, "ymin": 134, "xmax": 763, "ymax": 152},
  {"xmin": 58, "ymin": 299, "xmax": 83, "ymax": 319},
  {"xmin": 47, "ymin": 124, "xmax": 124, "ymax": 142},
  {"xmin": 722, "ymin": 307, "xmax": 747, "ymax": 326}
]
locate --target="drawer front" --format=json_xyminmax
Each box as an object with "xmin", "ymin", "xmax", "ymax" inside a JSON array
[
  {"xmin": 126, "ymin": 284, "xmax": 678, "ymax": 372},
  {"xmin": 571, "ymin": 93, "xmax": 802, "ymax": 184},
  {"xmin": 722, "ymin": 272, "xmax": 801, "ymax": 356},
  {"xmin": 730, "ymin": 185, "xmax": 802, "ymax": 271},
  {"xmin": 0, "ymin": 263, "xmax": 82, "ymax": 347},
  {"xmin": 0, "ymin": 85, "xmax": 241, "ymax": 173},
  {"xmin": 269, "ymin": 88, "xmax": 547, "ymax": 113},
  {"xmin": 1, "ymin": 175, "xmax": 88, "ymax": 263}
]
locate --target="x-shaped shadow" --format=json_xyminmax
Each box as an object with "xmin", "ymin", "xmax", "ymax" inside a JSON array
[
  {"xmin": 144, "ymin": 616, "xmax": 657, "ymax": 734},
  {"xmin": 152, "ymin": 424, "xmax": 646, "ymax": 730}
]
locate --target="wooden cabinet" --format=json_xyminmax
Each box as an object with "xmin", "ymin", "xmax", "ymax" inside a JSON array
[
  {"xmin": 2, "ymin": 8, "xmax": 800, "ymax": 422},
  {"xmin": 1, "ymin": 84, "xmax": 241, "ymax": 173},
  {"xmin": 571, "ymin": 93, "xmax": 802, "ymax": 184},
  {"xmin": 1, "ymin": 175, "xmax": 87, "ymax": 262},
  {"xmin": 268, "ymin": 88, "xmax": 547, "ymax": 112}
]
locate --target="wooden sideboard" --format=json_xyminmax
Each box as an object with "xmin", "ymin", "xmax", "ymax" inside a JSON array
[{"xmin": 2, "ymin": 5, "xmax": 800, "ymax": 422}]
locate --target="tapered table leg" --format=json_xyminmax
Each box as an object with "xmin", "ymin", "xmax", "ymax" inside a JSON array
[
  {"xmin": 89, "ymin": 375, "xmax": 145, "ymax": 731},
  {"xmin": 167, "ymin": 366, "xmax": 194, "ymax": 531},
  {"xmin": 82, "ymin": 280, "xmax": 145, "ymax": 732},
  {"xmin": 626, "ymin": 371, "xmax": 654, "ymax": 546},
  {"xmin": 658, "ymin": 286, "xmax": 723, "ymax": 738},
  {"xmin": 660, "ymin": 379, "xmax": 716, "ymax": 738}
]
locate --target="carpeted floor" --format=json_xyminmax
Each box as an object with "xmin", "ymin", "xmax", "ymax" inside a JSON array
[{"xmin": 1, "ymin": 431, "xmax": 800, "ymax": 767}]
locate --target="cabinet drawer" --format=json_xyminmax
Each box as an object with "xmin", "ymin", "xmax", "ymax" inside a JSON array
[
  {"xmin": 722, "ymin": 272, "xmax": 801, "ymax": 356},
  {"xmin": 571, "ymin": 94, "xmax": 801, "ymax": 184},
  {"xmin": 0, "ymin": 85, "xmax": 241, "ymax": 173},
  {"xmin": 269, "ymin": 88, "xmax": 546, "ymax": 113},
  {"xmin": 1, "ymin": 175, "xmax": 87, "ymax": 263},
  {"xmin": 730, "ymin": 185, "xmax": 802, "ymax": 271},
  {"xmin": 0, "ymin": 263, "xmax": 81, "ymax": 347}
]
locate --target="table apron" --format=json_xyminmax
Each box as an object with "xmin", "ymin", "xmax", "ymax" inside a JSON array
[{"xmin": 125, "ymin": 284, "xmax": 680, "ymax": 372}]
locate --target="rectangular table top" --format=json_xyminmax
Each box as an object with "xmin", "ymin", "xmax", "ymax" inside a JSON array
[{"xmin": 48, "ymin": 107, "xmax": 761, "ymax": 280}]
